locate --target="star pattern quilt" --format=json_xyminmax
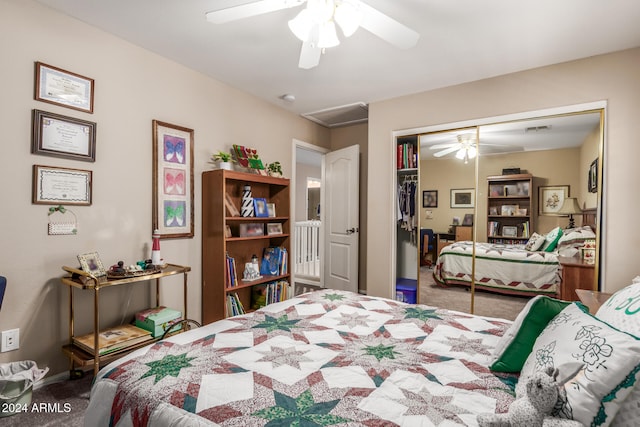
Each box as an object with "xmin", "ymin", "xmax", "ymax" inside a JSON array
[
  {"xmin": 85, "ymin": 290, "xmax": 519, "ymax": 426},
  {"xmin": 434, "ymin": 241, "xmax": 561, "ymax": 297}
]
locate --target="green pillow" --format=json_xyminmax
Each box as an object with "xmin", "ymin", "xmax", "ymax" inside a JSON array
[
  {"xmin": 490, "ymin": 295, "xmax": 576, "ymax": 372},
  {"xmin": 542, "ymin": 226, "xmax": 563, "ymax": 252}
]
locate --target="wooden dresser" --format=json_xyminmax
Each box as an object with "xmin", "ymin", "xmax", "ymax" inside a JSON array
[{"xmin": 558, "ymin": 256, "xmax": 595, "ymax": 301}]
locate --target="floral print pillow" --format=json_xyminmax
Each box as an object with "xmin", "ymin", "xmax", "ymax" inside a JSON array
[{"xmin": 518, "ymin": 303, "xmax": 640, "ymax": 427}]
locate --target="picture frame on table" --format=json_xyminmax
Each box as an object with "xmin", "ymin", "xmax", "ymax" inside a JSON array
[
  {"xmin": 450, "ymin": 188, "xmax": 474, "ymax": 208},
  {"xmin": 253, "ymin": 198, "xmax": 269, "ymax": 217},
  {"xmin": 32, "ymin": 109, "xmax": 97, "ymax": 162},
  {"xmin": 422, "ymin": 190, "xmax": 437, "ymax": 208},
  {"xmin": 462, "ymin": 213, "xmax": 474, "ymax": 226},
  {"xmin": 152, "ymin": 120, "xmax": 194, "ymax": 239},
  {"xmin": 32, "ymin": 164, "xmax": 92, "ymax": 205},
  {"xmin": 538, "ymin": 185, "xmax": 570, "ymax": 216},
  {"xmin": 266, "ymin": 223, "xmax": 283, "ymax": 235},
  {"xmin": 35, "ymin": 62, "xmax": 94, "ymax": 113},
  {"xmin": 77, "ymin": 252, "xmax": 106, "ymax": 277}
]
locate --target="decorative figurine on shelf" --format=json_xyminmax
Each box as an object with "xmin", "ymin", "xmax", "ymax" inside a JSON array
[
  {"xmin": 243, "ymin": 254, "xmax": 261, "ymax": 281},
  {"xmin": 109, "ymin": 261, "xmax": 126, "ymax": 274},
  {"xmin": 151, "ymin": 229, "xmax": 162, "ymax": 265},
  {"xmin": 241, "ymin": 185, "xmax": 254, "ymax": 217}
]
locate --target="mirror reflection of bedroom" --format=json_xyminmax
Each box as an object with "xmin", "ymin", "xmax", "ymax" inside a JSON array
[{"xmin": 415, "ymin": 109, "xmax": 603, "ymax": 319}]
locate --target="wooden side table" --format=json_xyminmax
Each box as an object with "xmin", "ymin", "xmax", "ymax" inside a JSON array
[
  {"xmin": 558, "ymin": 256, "xmax": 596, "ymax": 301},
  {"xmin": 575, "ymin": 289, "xmax": 612, "ymax": 314}
]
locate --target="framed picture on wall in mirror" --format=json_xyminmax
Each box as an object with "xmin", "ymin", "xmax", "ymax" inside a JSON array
[
  {"xmin": 450, "ymin": 188, "xmax": 474, "ymax": 208},
  {"xmin": 423, "ymin": 190, "xmax": 437, "ymax": 208},
  {"xmin": 538, "ymin": 185, "xmax": 570, "ymax": 216},
  {"xmin": 588, "ymin": 158, "xmax": 598, "ymax": 193}
]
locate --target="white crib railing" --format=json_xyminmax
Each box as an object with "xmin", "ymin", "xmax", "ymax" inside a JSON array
[{"xmin": 294, "ymin": 220, "xmax": 321, "ymax": 279}]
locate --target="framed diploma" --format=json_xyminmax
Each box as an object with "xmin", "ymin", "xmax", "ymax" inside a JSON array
[
  {"xmin": 152, "ymin": 120, "xmax": 194, "ymax": 239},
  {"xmin": 35, "ymin": 62, "xmax": 94, "ymax": 113},
  {"xmin": 32, "ymin": 109, "xmax": 97, "ymax": 162},
  {"xmin": 32, "ymin": 165, "xmax": 92, "ymax": 206}
]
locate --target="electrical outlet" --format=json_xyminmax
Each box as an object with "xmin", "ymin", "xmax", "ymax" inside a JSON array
[{"xmin": 1, "ymin": 329, "xmax": 19, "ymax": 352}]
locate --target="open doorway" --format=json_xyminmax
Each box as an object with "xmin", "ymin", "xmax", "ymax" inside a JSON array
[{"xmin": 292, "ymin": 141, "xmax": 326, "ymax": 293}]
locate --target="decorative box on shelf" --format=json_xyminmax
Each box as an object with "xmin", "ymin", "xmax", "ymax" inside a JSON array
[{"xmin": 135, "ymin": 306, "xmax": 182, "ymax": 338}]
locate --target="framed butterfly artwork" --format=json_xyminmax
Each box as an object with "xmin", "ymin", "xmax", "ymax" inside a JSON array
[{"xmin": 152, "ymin": 120, "xmax": 194, "ymax": 239}]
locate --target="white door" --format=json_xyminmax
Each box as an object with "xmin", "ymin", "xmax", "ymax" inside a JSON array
[{"xmin": 323, "ymin": 145, "xmax": 359, "ymax": 293}]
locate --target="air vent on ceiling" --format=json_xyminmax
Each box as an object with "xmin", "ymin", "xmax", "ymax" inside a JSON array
[
  {"xmin": 525, "ymin": 125, "xmax": 552, "ymax": 133},
  {"xmin": 302, "ymin": 102, "xmax": 368, "ymax": 128}
]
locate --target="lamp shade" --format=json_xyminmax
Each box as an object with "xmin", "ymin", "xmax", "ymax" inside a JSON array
[{"xmin": 557, "ymin": 197, "xmax": 582, "ymax": 215}]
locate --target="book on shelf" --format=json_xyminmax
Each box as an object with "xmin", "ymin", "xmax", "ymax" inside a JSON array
[
  {"xmin": 260, "ymin": 246, "xmax": 287, "ymax": 276},
  {"xmin": 226, "ymin": 292, "xmax": 245, "ymax": 316},
  {"xmin": 73, "ymin": 324, "xmax": 152, "ymax": 356},
  {"xmin": 226, "ymin": 253, "xmax": 238, "ymax": 287}
]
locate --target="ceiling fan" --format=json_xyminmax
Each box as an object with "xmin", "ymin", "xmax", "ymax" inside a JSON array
[
  {"xmin": 430, "ymin": 134, "xmax": 478, "ymax": 163},
  {"xmin": 205, "ymin": 0, "xmax": 420, "ymax": 69}
]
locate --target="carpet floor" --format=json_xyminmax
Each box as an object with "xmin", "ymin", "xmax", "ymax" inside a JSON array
[
  {"xmin": 2, "ymin": 373, "xmax": 92, "ymax": 426},
  {"xmin": 419, "ymin": 266, "xmax": 529, "ymax": 321}
]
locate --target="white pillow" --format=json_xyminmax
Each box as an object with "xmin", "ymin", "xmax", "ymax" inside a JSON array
[
  {"xmin": 524, "ymin": 232, "xmax": 546, "ymax": 251},
  {"xmin": 541, "ymin": 226, "xmax": 563, "ymax": 252},
  {"xmin": 518, "ymin": 303, "xmax": 640, "ymax": 427},
  {"xmin": 596, "ymin": 278, "xmax": 640, "ymax": 337}
]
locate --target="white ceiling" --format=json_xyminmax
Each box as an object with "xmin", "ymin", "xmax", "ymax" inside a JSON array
[
  {"xmin": 420, "ymin": 111, "xmax": 602, "ymax": 159},
  {"xmin": 35, "ymin": 0, "xmax": 640, "ymax": 121}
]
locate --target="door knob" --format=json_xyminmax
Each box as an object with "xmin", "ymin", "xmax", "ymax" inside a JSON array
[{"xmin": 346, "ymin": 227, "xmax": 358, "ymax": 235}]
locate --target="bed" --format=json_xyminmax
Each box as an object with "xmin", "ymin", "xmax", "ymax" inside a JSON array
[
  {"xmin": 84, "ymin": 286, "xmax": 640, "ymax": 427},
  {"xmin": 433, "ymin": 240, "xmax": 562, "ymax": 297},
  {"xmin": 433, "ymin": 225, "xmax": 597, "ymax": 298}
]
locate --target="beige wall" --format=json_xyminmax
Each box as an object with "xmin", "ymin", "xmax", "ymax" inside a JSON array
[
  {"xmin": 368, "ymin": 47, "xmax": 640, "ymax": 299},
  {"xmin": 0, "ymin": 0, "xmax": 329, "ymax": 376}
]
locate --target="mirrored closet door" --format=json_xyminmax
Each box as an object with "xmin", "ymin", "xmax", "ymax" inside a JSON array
[{"xmin": 407, "ymin": 108, "xmax": 604, "ymax": 319}]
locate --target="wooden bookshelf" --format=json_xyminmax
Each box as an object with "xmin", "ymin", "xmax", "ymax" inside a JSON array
[
  {"xmin": 202, "ymin": 170, "xmax": 290, "ymax": 325},
  {"xmin": 487, "ymin": 174, "xmax": 533, "ymax": 244}
]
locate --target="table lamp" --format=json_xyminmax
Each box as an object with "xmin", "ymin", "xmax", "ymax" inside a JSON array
[{"xmin": 557, "ymin": 197, "xmax": 582, "ymax": 228}]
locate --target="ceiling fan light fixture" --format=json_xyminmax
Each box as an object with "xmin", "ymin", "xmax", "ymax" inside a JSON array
[
  {"xmin": 334, "ymin": 1, "xmax": 361, "ymax": 37},
  {"xmin": 455, "ymin": 148, "xmax": 466, "ymax": 160},
  {"xmin": 317, "ymin": 21, "xmax": 340, "ymax": 48},
  {"xmin": 288, "ymin": 9, "xmax": 313, "ymax": 41},
  {"xmin": 467, "ymin": 146, "xmax": 477, "ymax": 159}
]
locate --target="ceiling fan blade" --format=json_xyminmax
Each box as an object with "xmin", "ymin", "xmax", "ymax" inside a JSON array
[
  {"xmin": 358, "ymin": 1, "xmax": 419, "ymax": 49},
  {"xmin": 429, "ymin": 143, "xmax": 458, "ymax": 150},
  {"xmin": 433, "ymin": 146, "xmax": 460, "ymax": 158},
  {"xmin": 298, "ymin": 41, "xmax": 321, "ymax": 69},
  {"xmin": 205, "ymin": 0, "xmax": 305, "ymax": 24}
]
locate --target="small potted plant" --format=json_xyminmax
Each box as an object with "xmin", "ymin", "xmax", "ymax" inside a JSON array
[
  {"xmin": 211, "ymin": 151, "xmax": 235, "ymax": 170},
  {"xmin": 266, "ymin": 161, "xmax": 283, "ymax": 177}
]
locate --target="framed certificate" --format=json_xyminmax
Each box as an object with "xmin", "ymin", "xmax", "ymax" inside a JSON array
[
  {"xmin": 35, "ymin": 62, "xmax": 94, "ymax": 113},
  {"xmin": 32, "ymin": 109, "xmax": 97, "ymax": 162},
  {"xmin": 32, "ymin": 164, "xmax": 92, "ymax": 205}
]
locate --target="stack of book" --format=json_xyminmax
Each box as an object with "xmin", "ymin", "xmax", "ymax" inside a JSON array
[
  {"xmin": 226, "ymin": 292, "xmax": 245, "ymax": 316},
  {"xmin": 251, "ymin": 280, "xmax": 291, "ymax": 309},
  {"xmin": 73, "ymin": 324, "xmax": 152, "ymax": 356},
  {"xmin": 226, "ymin": 253, "xmax": 238, "ymax": 287}
]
